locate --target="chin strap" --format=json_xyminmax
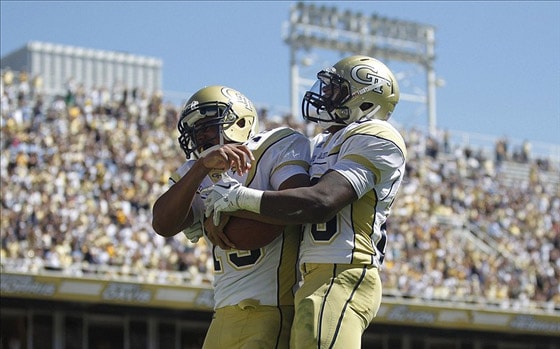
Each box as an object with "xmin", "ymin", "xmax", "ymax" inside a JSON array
[{"xmin": 363, "ymin": 105, "xmax": 381, "ymax": 120}]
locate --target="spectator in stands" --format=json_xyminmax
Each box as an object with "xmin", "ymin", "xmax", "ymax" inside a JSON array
[
  {"xmin": 426, "ymin": 136, "xmax": 440, "ymax": 158},
  {"xmin": 495, "ymin": 136, "xmax": 508, "ymax": 166},
  {"xmin": 521, "ymin": 139, "xmax": 531, "ymax": 163}
]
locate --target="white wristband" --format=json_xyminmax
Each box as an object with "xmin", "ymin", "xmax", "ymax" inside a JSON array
[{"xmin": 237, "ymin": 186, "xmax": 264, "ymax": 214}]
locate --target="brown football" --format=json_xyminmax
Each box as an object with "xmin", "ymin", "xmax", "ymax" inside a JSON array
[{"xmin": 224, "ymin": 216, "xmax": 284, "ymax": 250}]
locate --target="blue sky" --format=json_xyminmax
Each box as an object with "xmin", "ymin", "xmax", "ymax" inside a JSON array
[{"xmin": 1, "ymin": 1, "xmax": 559, "ymax": 148}]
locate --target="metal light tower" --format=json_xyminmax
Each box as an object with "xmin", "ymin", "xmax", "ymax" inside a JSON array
[{"xmin": 282, "ymin": 2, "xmax": 440, "ymax": 135}]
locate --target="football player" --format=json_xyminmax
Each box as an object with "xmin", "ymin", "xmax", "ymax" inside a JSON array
[
  {"xmin": 204, "ymin": 56, "xmax": 407, "ymax": 348},
  {"xmin": 151, "ymin": 85, "xmax": 310, "ymax": 348}
]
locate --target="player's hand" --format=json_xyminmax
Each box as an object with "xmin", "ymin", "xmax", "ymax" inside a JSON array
[
  {"xmin": 202, "ymin": 175, "xmax": 244, "ymax": 226},
  {"xmin": 182, "ymin": 220, "xmax": 204, "ymax": 243},
  {"xmin": 199, "ymin": 144, "xmax": 254, "ymax": 175},
  {"xmin": 203, "ymin": 214, "xmax": 236, "ymax": 250}
]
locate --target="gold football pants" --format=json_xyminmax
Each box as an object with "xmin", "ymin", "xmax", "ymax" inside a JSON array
[
  {"xmin": 290, "ymin": 263, "xmax": 382, "ymax": 349},
  {"xmin": 203, "ymin": 301, "xmax": 294, "ymax": 349}
]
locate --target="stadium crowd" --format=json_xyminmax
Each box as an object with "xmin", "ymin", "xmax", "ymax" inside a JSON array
[{"xmin": 1, "ymin": 71, "xmax": 559, "ymax": 313}]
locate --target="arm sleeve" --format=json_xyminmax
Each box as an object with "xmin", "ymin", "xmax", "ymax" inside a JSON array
[
  {"xmin": 332, "ymin": 134, "xmax": 403, "ymax": 199},
  {"xmin": 269, "ymin": 133, "xmax": 311, "ymax": 190}
]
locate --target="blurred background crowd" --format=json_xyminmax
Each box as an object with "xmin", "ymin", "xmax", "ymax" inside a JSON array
[{"xmin": 2, "ymin": 71, "xmax": 559, "ymax": 313}]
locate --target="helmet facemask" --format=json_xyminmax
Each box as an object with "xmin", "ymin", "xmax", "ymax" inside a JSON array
[
  {"xmin": 178, "ymin": 101, "xmax": 236, "ymax": 159},
  {"xmin": 302, "ymin": 69, "xmax": 352, "ymax": 126}
]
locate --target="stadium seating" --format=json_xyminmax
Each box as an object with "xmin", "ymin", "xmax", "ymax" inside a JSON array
[{"xmin": 1, "ymin": 70, "xmax": 558, "ymax": 313}]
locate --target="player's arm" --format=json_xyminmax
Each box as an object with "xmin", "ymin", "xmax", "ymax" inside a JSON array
[
  {"xmin": 152, "ymin": 144, "xmax": 254, "ymax": 237},
  {"xmin": 260, "ymin": 169, "xmax": 357, "ymax": 224},
  {"xmin": 226, "ymin": 172, "xmax": 311, "ymax": 225},
  {"xmin": 205, "ymin": 168, "xmax": 357, "ymax": 228},
  {"xmin": 152, "ymin": 160, "xmax": 210, "ymax": 237}
]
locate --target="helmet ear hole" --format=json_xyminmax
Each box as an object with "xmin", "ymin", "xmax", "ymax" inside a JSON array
[
  {"xmin": 360, "ymin": 102, "xmax": 374, "ymax": 111},
  {"xmin": 236, "ymin": 118, "xmax": 246, "ymax": 128}
]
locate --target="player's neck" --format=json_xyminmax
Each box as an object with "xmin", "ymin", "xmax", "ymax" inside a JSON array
[{"xmin": 327, "ymin": 125, "xmax": 345, "ymax": 134}]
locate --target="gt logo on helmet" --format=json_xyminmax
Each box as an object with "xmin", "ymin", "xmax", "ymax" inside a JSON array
[
  {"xmin": 351, "ymin": 64, "xmax": 391, "ymax": 95},
  {"xmin": 221, "ymin": 87, "xmax": 254, "ymax": 112}
]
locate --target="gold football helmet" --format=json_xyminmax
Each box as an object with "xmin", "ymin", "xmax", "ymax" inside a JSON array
[
  {"xmin": 178, "ymin": 86, "xmax": 259, "ymax": 158},
  {"xmin": 302, "ymin": 55, "xmax": 400, "ymax": 127}
]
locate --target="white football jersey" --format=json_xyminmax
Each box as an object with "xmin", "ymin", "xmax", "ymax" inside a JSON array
[
  {"xmin": 299, "ymin": 119, "xmax": 407, "ymax": 268},
  {"xmin": 171, "ymin": 127, "xmax": 310, "ymax": 309}
]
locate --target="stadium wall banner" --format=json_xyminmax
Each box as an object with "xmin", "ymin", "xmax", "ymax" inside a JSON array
[
  {"xmin": 1, "ymin": 271, "xmax": 558, "ymax": 336},
  {"xmin": 376, "ymin": 300, "xmax": 559, "ymax": 337},
  {"xmin": 0, "ymin": 272, "xmax": 214, "ymax": 311}
]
